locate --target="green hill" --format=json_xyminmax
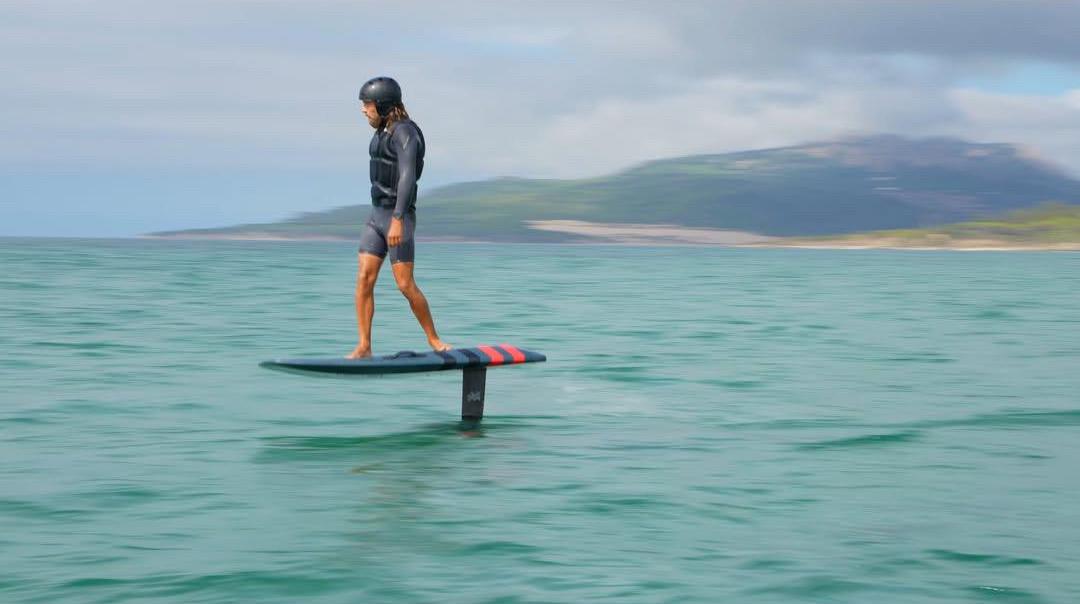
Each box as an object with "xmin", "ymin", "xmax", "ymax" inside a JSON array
[
  {"xmin": 782, "ymin": 203, "xmax": 1080, "ymax": 249},
  {"xmin": 150, "ymin": 134, "xmax": 1080, "ymax": 241}
]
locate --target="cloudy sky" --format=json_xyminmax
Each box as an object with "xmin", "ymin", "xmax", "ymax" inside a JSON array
[{"xmin": 3, "ymin": 0, "xmax": 1080, "ymax": 236}]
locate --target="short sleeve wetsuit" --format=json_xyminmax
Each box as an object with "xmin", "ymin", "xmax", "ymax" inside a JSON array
[{"xmin": 358, "ymin": 118, "xmax": 425, "ymax": 263}]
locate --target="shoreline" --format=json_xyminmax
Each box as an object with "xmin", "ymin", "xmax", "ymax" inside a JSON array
[
  {"xmin": 750, "ymin": 237, "xmax": 1080, "ymax": 251},
  {"xmin": 742, "ymin": 242, "xmax": 1080, "ymax": 251},
  {"xmin": 77, "ymin": 218, "xmax": 1077, "ymax": 251},
  {"xmin": 135, "ymin": 233, "xmax": 1080, "ymax": 251}
]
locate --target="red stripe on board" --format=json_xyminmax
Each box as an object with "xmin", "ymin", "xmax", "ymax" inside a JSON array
[
  {"xmin": 498, "ymin": 343, "xmax": 527, "ymax": 363},
  {"xmin": 476, "ymin": 345, "xmax": 506, "ymax": 365}
]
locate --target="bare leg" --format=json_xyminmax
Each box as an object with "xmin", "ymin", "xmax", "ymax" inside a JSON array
[
  {"xmin": 391, "ymin": 261, "xmax": 452, "ymax": 351},
  {"xmin": 347, "ymin": 253, "xmax": 384, "ymax": 358}
]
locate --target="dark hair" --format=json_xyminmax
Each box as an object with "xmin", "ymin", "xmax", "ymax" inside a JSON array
[{"xmin": 384, "ymin": 103, "xmax": 410, "ymax": 129}]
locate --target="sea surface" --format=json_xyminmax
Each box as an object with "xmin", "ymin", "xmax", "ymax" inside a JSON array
[{"xmin": 3, "ymin": 238, "xmax": 1080, "ymax": 603}]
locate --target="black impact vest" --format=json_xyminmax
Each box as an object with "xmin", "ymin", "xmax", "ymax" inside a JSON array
[{"xmin": 369, "ymin": 119, "xmax": 425, "ymax": 213}]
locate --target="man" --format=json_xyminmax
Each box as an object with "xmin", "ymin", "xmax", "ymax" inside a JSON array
[{"xmin": 347, "ymin": 76, "xmax": 451, "ymax": 359}]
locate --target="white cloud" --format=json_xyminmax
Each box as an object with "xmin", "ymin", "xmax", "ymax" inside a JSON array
[
  {"xmin": 946, "ymin": 87, "xmax": 1080, "ymax": 175},
  {"xmin": 4, "ymin": 0, "xmax": 1080, "ymax": 183},
  {"xmin": 502, "ymin": 78, "xmax": 867, "ymax": 178}
]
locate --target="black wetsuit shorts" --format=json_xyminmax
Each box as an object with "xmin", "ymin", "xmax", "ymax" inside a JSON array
[{"xmin": 358, "ymin": 206, "xmax": 416, "ymax": 263}]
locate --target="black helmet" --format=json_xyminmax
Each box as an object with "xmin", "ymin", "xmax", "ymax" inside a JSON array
[{"xmin": 359, "ymin": 77, "xmax": 402, "ymax": 116}]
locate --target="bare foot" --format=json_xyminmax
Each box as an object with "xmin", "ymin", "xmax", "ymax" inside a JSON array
[
  {"xmin": 428, "ymin": 338, "xmax": 453, "ymax": 352},
  {"xmin": 346, "ymin": 345, "xmax": 372, "ymax": 359}
]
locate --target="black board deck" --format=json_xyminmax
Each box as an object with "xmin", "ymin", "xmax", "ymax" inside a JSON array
[{"xmin": 260, "ymin": 344, "xmax": 546, "ymax": 376}]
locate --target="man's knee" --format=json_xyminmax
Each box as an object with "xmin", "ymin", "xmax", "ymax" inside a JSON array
[
  {"xmin": 356, "ymin": 272, "xmax": 378, "ymax": 292},
  {"xmin": 396, "ymin": 278, "xmax": 420, "ymax": 298}
]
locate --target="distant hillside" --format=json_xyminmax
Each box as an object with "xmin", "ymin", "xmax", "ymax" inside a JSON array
[
  {"xmin": 777, "ymin": 203, "xmax": 1080, "ymax": 249},
  {"xmin": 150, "ymin": 134, "xmax": 1080, "ymax": 241}
]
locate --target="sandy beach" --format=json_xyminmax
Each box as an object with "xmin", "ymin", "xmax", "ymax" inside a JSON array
[
  {"xmin": 526, "ymin": 221, "xmax": 1080, "ymax": 250},
  {"xmin": 144, "ymin": 221, "xmax": 1080, "ymax": 251},
  {"xmin": 524, "ymin": 220, "xmax": 777, "ymax": 245},
  {"xmin": 755, "ymin": 237, "xmax": 1080, "ymax": 251}
]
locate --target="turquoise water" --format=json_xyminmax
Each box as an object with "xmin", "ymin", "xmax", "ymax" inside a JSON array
[{"xmin": 3, "ymin": 239, "xmax": 1080, "ymax": 603}]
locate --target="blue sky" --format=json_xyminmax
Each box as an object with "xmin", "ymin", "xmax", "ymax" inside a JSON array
[
  {"xmin": 959, "ymin": 62, "xmax": 1080, "ymax": 96},
  {"xmin": 3, "ymin": 0, "xmax": 1080, "ymax": 237}
]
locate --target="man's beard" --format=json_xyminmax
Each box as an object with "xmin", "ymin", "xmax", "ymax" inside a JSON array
[{"xmin": 367, "ymin": 114, "xmax": 384, "ymax": 129}]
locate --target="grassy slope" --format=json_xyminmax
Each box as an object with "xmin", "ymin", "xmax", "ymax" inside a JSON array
[{"xmin": 786, "ymin": 203, "xmax": 1080, "ymax": 247}]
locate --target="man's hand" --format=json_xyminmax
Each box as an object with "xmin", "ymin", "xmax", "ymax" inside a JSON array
[{"xmin": 387, "ymin": 217, "xmax": 403, "ymax": 247}]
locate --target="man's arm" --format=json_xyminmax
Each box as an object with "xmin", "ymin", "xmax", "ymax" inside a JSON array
[
  {"xmin": 393, "ymin": 127, "xmax": 419, "ymax": 218},
  {"xmin": 387, "ymin": 127, "xmax": 419, "ymax": 247}
]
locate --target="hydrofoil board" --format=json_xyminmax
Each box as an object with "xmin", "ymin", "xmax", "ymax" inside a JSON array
[{"xmin": 260, "ymin": 344, "xmax": 545, "ymax": 376}]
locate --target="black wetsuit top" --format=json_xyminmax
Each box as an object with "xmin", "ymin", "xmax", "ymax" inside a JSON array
[{"xmin": 369, "ymin": 118, "xmax": 425, "ymax": 215}]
